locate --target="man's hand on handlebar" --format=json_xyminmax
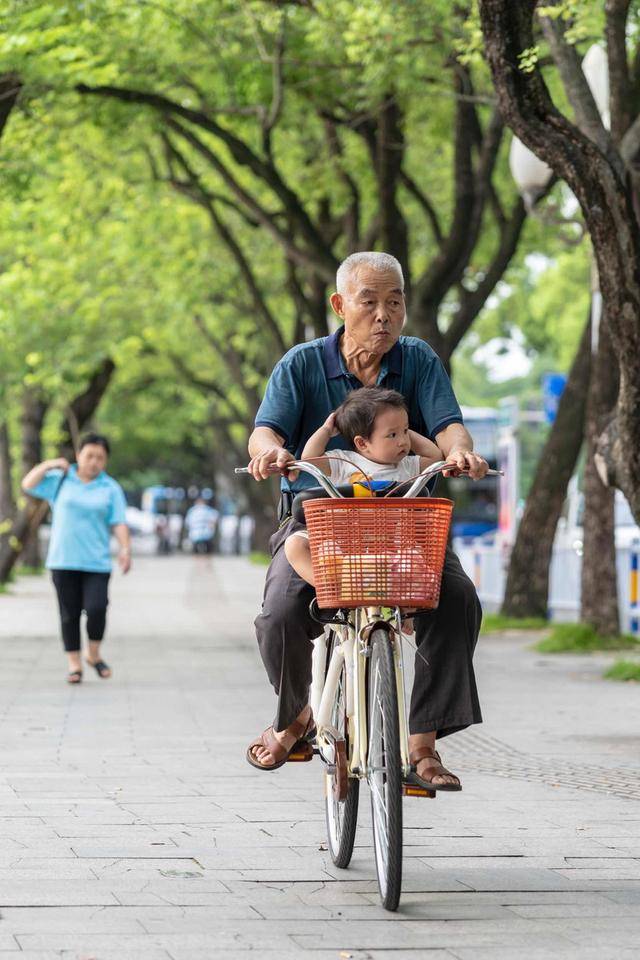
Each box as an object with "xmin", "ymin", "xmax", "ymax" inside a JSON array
[
  {"xmin": 247, "ymin": 446, "xmax": 298, "ymax": 482},
  {"xmin": 442, "ymin": 450, "xmax": 489, "ymax": 480}
]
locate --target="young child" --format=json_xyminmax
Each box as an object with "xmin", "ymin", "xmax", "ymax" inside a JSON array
[{"xmin": 284, "ymin": 386, "xmax": 442, "ymax": 585}]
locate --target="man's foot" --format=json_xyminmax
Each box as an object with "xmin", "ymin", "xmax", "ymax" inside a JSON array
[
  {"xmin": 408, "ymin": 734, "xmax": 461, "ymax": 791},
  {"xmin": 247, "ymin": 706, "xmax": 313, "ymax": 770}
]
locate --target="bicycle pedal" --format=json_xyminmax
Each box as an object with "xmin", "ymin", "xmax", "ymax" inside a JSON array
[
  {"xmin": 403, "ymin": 783, "xmax": 436, "ymax": 798},
  {"xmin": 287, "ymin": 750, "xmax": 314, "ymax": 763}
]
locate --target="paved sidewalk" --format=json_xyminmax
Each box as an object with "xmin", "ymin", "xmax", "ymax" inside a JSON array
[{"xmin": 0, "ymin": 554, "xmax": 639, "ymax": 959}]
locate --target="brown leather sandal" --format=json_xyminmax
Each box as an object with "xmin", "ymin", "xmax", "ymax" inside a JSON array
[
  {"xmin": 246, "ymin": 715, "xmax": 315, "ymax": 771},
  {"xmin": 409, "ymin": 746, "xmax": 462, "ymax": 792}
]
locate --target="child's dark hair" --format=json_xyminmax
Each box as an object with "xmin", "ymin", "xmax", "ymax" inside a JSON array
[
  {"xmin": 79, "ymin": 432, "xmax": 111, "ymax": 455},
  {"xmin": 335, "ymin": 387, "xmax": 408, "ymax": 445}
]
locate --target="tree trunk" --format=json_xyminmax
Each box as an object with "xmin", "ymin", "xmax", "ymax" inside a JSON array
[
  {"xmin": 19, "ymin": 390, "xmax": 48, "ymax": 569},
  {"xmin": 501, "ymin": 318, "xmax": 591, "ymax": 618},
  {"xmin": 580, "ymin": 307, "xmax": 620, "ymax": 634},
  {"xmin": 479, "ymin": 0, "xmax": 640, "ymax": 524},
  {"xmin": 244, "ymin": 477, "xmax": 278, "ymax": 553},
  {"xmin": 0, "ymin": 74, "xmax": 21, "ymax": 142},
  {"xmin": 0, "ymin": 360, "xmax": 116, "ymax": 584},
  {"xmin": 0, "ymin": 421, "xmax": 15, "ymax": 556}
]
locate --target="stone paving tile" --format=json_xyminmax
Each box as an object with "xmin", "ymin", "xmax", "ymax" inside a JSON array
[
  {"xmin": 0, "ymin": 906, "xmax": 146, "ymax": 932},
  {"xmin": 451, "ymin": 949, "xmax": 638, "ymax": 960},
  {"xmin": 0, "ymin": 935, "xmax": 20, "ymax": 950},
  {"xmin": 10, "ymin": 953, "xmax": 172, "ymax": 960},
  {"xmin": 2, "ymin": 556, "xmax": 640, "ymax": 957},
  {"xmin": 288, "ymin": 918, "xmax": 577, "ymax": 950}
]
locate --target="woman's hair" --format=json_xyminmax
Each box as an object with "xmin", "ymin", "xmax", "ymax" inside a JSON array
[
  {"xmin": 78, "ymin": 432, "xmax": 111, "ymax": 455},
  {"xmin": 335, "ymin": 387, "xmax": 408, "ymax": 445}
]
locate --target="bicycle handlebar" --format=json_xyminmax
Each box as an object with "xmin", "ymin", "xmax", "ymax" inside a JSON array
[{"xmin": 235, "ymin": 459, "xmax": 502, "ymax": 500}]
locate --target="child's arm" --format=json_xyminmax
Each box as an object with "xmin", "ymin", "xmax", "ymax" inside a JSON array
[
  {"xmin": 408, "ymin": 429, "xmax": 444, "ymax": 471},
  {"xmin": 301, "ymin": 412, "xmax": 339, "ymax": 475}
]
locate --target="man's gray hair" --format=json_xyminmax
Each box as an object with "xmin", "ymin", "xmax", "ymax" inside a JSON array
[{"xmin": 336, "ymin": 252, "xmax": 404, "ymax": 294}]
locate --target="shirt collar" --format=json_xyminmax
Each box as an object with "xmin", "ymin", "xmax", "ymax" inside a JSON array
[
  {"xmin": 323, "ymin": 325, "xmax": 403, "ymax": 380},
  {"xmin": 69, "ymin": 465, "xmax": 106, "ymax": 484}
]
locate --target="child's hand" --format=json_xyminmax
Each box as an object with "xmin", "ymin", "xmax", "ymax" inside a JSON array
[{"xmin": 323, "ymin": 412, "xmax": 339, "ymax": 437}]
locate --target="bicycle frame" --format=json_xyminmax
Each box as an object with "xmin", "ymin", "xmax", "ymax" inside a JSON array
[{"xmin": 312, "ymin": 606, "xmax": 412, "ymax": 781}]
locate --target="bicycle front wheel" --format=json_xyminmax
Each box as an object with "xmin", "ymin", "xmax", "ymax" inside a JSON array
[
  {"xmin": 367, "ymin": 627, "xmax": 403, "ymax": 911},
  {"xmin": 325, "ymin": 632, "xmax": 359, "ymax": 868}
]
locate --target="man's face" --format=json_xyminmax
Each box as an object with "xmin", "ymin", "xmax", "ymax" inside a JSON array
[{"xmin": 330, "ymin": 267, "xmax": 405, "ymax": 355}]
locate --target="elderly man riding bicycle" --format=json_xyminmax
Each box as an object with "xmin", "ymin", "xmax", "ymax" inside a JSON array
[{"xmin": 247, "ymin": 251, "xmax": 489, "ymax": 789}]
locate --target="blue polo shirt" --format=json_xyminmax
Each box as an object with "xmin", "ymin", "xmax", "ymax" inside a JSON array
[
  {"xmin": 25, "ymin": 466, "xmax": 127, "ymax": 572},
  {"xmin": 255, "ymin": 326, "xmax": 463, "ymax": 492}
]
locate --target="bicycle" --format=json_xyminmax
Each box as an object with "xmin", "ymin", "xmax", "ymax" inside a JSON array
[{"xmin": 237, "ymin": 458, "xmax": 500, "ymax": 911}]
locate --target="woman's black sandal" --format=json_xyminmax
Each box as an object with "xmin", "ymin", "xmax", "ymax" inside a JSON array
[
  {"xmin": 87, "ymin": 659, "xmax": 111, "ymax": 678},
  {"xmin": 67, "ymin": 670, "xmax": 83, "ymax": 684}
]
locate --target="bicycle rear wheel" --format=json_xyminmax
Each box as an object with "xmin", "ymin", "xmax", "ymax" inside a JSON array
[
  {"xmin": 324, "ymin": 631, "xmax": 359, "ymax": 868},
  {"xmin": 367, "ymin": 627, "xmax": 402, "ymax": 911}
]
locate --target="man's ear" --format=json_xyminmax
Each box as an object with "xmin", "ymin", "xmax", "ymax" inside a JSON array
[
  {"xmin": 329, "ymin": 292, "xmax": 345, "ymax": 319},
  {"xmin": 353, "ymin": 434, "xmax": 368, "ymax": 453}
]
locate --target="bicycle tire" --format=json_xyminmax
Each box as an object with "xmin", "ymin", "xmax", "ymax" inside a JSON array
[
  {"xmin": 367, "ymin": 627, "xmax": 403, "ymax": 911},
  {"xmin": 324, "ymin": 632, "xmax": 359, "ymax": 869}
]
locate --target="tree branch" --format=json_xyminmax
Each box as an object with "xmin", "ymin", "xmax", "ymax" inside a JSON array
[
  {"xmin": 605, "ymin": 0, "xmax": 633, "ymax": 143},
  {"xmin": 162, "ymin": 134, "xmax": 288, "ymax": 356},
  {"xmin": 0, "ymin": 73, "xmax": 21, "ymax": 142},
  {"xmin": 443, "ymin": 197, "xmax": 527, "ymax": 358},
  {"xmin": 539, "ymin": 5, "xmax": 623, "ymax": 175},
  {"xmin": 263, "ymin": 14, "xmax": 286, "ymax": 156},
  {"xmin": 413, "ymin": 77, "xmax": 505, "ymax": 331},
  {"xmin": 77, "ymin": 82, "xmax": 337, "ymax": 279},
  {"xmin": 166, "ymin": 117, "xmax": 336, "ymax": 279},
  {"xmin": 166, "ymin": 350, "xmax": 247, "ymax": 422},
  {"xmin": 399, "ymin": 170, "xmax": 443, "ymax": 245},
  {"xmin": 192, "ymin": 315, "xmax": 264, "ymax": 415}
]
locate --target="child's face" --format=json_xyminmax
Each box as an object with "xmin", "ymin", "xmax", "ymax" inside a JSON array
[{"xmin": 355, "ymin": 406, "xmax": 410, "ymax": 464}]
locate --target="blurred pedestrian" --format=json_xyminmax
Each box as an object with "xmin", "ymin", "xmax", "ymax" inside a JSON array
[
  {"xmin": 22, "ymin": 433, "xmax": 130, "ymax": 684},
  {"xmin": 184, "ymin": 497, "xmax": 219, "ymax": 554}
]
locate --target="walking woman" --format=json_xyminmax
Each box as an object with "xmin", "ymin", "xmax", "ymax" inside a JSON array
[{"xmin": 22, "ymin": 433, "xmax": 130, "ymax": 684}]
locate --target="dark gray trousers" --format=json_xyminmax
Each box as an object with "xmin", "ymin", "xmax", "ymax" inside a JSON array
[{"xmin": 255, "ymin": 519, "xmax": 483, "ymax": 738}]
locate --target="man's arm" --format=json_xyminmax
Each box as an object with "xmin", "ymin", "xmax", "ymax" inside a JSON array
[
  {"xmin": 435, "ymin": 423, "xmax": 488, "ymax": 480},
  {"xmin": 247, "ymin": 426, "xmax": 296, "ymax": 481}
]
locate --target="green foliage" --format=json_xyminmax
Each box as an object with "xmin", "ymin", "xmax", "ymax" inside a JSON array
[
  {"xmin": 604, "ymin": 659, "xmax": 640, "ymax": 682},
  {"xmin": 535, "ymin": 623, "xmax": 640, "ymax": 653},
  {"xmin": 481, "ymin": 613, "xmax": 549, "ymax": 633},
  {"xmin": 15, "ymin": 565, "xmax": 44, "ymax": 576},
  {"xmin": 0, "ymin": 0, "xmax": 602, "ymax": 498},
  {"xmin": 249, "ymin": 551, "xmax": 271, "ymax": 566}
]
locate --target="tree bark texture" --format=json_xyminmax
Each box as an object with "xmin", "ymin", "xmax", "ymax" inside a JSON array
[
  {"xmin": 0, "ymin": 421, "xmax": 15, "ymax": 558},
  {"xmin": 0, "ymin": 73, "xmax": 21, "ymax": 143},
  {"xmin": 19, "ymin": 390, "xmax": 48, "ymax": 569},
  {"xmin": 479, "ymin": 0, "xmax": 640, "ymax": 523},
  {"xmin": 501, "ymin": 319, "xmax": 591, "ymax": 618},
  {"xmin": 0, "ymin": 360, "xmax": 116, "ymax": 584},
  {"xmin": 580, "ymin": 316, "xmax": 620, "ymax": 634}
]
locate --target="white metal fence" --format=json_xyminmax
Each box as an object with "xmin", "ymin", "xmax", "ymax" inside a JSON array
[{"xmin": 454, "ymin": 538, "xmax": 640, "ymax": 635}]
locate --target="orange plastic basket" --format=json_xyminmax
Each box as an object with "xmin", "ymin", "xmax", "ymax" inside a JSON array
[{"xmin": 302, "ymin": 497, "xmax": 453, "ymax": 609}]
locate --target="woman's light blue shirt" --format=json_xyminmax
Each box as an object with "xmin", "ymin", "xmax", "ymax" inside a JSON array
[{"xmin": 26, "ymin": 466, "xmax": 127, "ymax": 573}]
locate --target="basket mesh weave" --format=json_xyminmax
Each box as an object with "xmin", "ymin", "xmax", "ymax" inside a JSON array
[{"xmin": 303, "ymin": 497, "xmax": 453, "ymax": 609}]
